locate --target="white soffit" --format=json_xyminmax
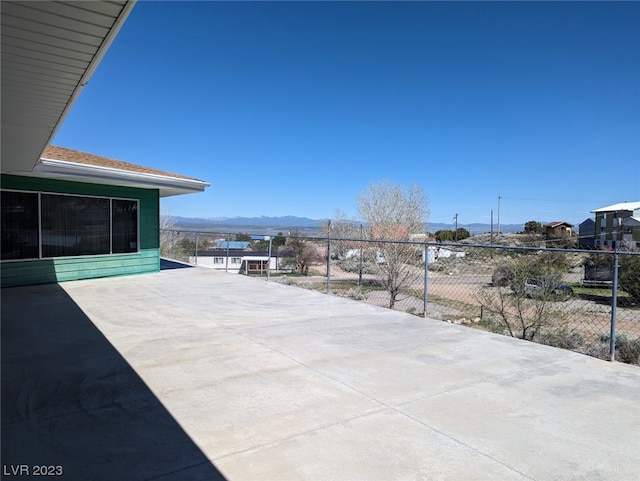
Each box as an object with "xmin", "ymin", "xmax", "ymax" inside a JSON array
[{"xmin": 1, "ymin": 1, "xmax": 136, "ymax": 172}]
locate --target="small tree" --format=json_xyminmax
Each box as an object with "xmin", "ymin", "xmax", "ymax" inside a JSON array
[
  {"xmin": 235, "ymin": 232, "xmax": 252, "ymax": 242},
  {"xmin": 478, "ymin": 253, "xmax": 572, "ymax": 340},
  {"xmin": 435, "ymin": 230, "xmax": 454, "ymax": 242},
  {"xmin": 524, "ymin": 221, "xmax": 543, "ymax": 234},
  {"xmin": 253, "ymin": 233, "xmax": 287, "ymax": 252},
  {"xmin": 159, "ymin": 210, "xmax": 176, "ymax": 258},
  {"xmin": 330, "ymin": 209, "xmax": 363, "ymax": 260},
  {"xmin": 283, "ymin": 229, "xmax": 322, "ymax": 274},
  {"xmin": 358, "ymin": 179, "xmax": 428, "ymax": 309},
  {"xmin": 455, "ymin": 227, "xmax": 471, "ymax": 241}
]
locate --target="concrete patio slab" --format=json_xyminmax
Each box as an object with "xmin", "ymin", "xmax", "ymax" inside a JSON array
[{"xmin": 2, "ymin": 265, "xmax": 639, "ymax": 480}]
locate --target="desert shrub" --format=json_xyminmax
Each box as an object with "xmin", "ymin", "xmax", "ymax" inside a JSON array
[
  {"xmin": 276, "ymin": 276, "xmax": 297, "ymax": 286},
  {"xmin": 616, "ymin": 334, "xmax": 640, "ymax": 365},
  {"xmin": 346, "ymin": 287, "xmax": 366, "ymax": 300},
  {"xmin": 538, "ymin": 327, "xmax": 584, "ymax": 350},
  {"xmin": 336, "ymin": 259, "xmax": 379, "ymax": 275},
  {"xmin": 476, "ymin": 316, "xmax": 508, "ymax": 335},
  {"xmin": 587, "ymin": 333, "xmax": 640, "ymax": 365},
  {"xmin": 491, "ymin": 251, "xmax": 571, "ymax": 293},
  {"xmin": 619, "ymin": 255, "xmax": 640, "ymax": 304},
  {"xmin": 478, "ymin": 253, "xmax": 572, "ymax": 341}
]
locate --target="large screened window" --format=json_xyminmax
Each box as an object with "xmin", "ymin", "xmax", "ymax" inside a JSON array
[
  {"xmin": 41, "ymin": 194, "xmax": 111, "ymax": 257},
  {"xmin": 0, "ymin": 190, "xmax": 139, "ymax": 260},
  {"xmin": 1, "ymin": 191, "xmax": 40, "ymax": 260},
  {"xmin": 112, "ymin": 199, "xmax": 138, "ymax": 253}
]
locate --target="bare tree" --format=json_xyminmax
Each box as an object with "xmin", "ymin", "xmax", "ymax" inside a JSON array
[
  {"xmin": 282, "ymin": 229, "xmax": 322, "ymax": 274},
  {"xmin": 357, "ymin": 179, "xmax": 429, "ymax": 309},
  {"xmin": 330, "ymin": 209, "xmax": 363, "ymax": 260},
  {"xmin": 159, "ymin": 210, "xmax": 176, "ymax": 258}
]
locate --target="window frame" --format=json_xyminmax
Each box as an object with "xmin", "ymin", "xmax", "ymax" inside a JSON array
[{"xmin": 1, "ymin": 189, "xmax": 140, "ymax": 262}]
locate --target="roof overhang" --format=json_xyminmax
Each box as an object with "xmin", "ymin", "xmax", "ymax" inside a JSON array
[
  {"xmin": 623, "ymin": 217, "xmax": 640, "ymax": 227},
  {"xmin": 31, "ymin": 157, "xmax": 209, "ymax": 197},
  {"xmin": 592, "ymin": 202, "xmax": 640, "ymax": 213},
  {"xmin": 1, "ymin": 1, "xmax": 136, "ymax": 173}
]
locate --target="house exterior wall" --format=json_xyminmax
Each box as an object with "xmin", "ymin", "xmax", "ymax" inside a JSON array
[
  {"xmin": 594, "ymin": 209, "xmax": 640, "ymax": 249},
  {"xmin": 545, "ymin": 225, "xmax": 572, "ymax": 238},
  {"xmin": 188, "ymin": 254, "xmax": 278, "ymax": 273},
  {"xmin": 1, "ymin": 174, "xmax": 160, "ymax": 287},
  {"xmin": 578, "ymin": 219, "xmax": 596, "ymax": 248}
]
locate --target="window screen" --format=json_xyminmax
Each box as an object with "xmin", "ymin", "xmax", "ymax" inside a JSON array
[
  {"xmin": 1, "ymin": 191, "xmax": 39, "ymax": 260},
  {"xmin": 112, "ymin": 199, "xmax": 138, "ymax": 253},
  {"xmin": 41, "ymin": 194, "xmax": 110, "ymax": 257}
]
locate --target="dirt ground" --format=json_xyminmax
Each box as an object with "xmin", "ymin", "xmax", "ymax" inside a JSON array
[{"xmin": 276, "ymin": 262, "xmax": 640, "ymax": 343}]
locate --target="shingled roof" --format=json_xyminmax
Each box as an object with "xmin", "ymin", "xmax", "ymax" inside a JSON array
[
  {"xmin": 42, "ymin": 146, "xmax": 205, "ymax": 182},
  {"xmin": 33, "ymin": 146, "xmax": 209, "ymax": 197}
]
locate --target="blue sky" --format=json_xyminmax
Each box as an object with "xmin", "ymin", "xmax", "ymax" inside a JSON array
[{"xmin": 53, "ymin": 1, "xmax": 639, "ymax": 226}]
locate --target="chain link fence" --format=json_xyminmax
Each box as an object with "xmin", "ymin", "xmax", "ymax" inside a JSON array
[{"xmin": 160, "ymin": 229, "xmax": 640, "ymax": 365}]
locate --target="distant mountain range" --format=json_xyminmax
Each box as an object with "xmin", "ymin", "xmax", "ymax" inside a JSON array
[{"xmin": 170, "ymin": 215, "xmax": 529, "ymax": 235}]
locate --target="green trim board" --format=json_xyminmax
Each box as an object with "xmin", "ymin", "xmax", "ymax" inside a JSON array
[
  {"xmin": 1, "ymin": 249, "xmax": 160, "ymax": 287},
  {"xmin": 1, "ymin": 174, "xmax": 160, "ymax": 286}
]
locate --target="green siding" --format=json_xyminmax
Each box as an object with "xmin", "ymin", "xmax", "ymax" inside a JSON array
[{"xmin": 1, "ymin": 175, "xmax": 161, "ymax": 287}]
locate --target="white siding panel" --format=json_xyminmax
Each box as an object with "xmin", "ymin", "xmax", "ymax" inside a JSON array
[
  {"xmin": 0, "ymin": 24, "xmax": 101, "ymax": 53},
  {"xmin": 2, "ymin": 3, "xmax": 112, "ymax": 38}
]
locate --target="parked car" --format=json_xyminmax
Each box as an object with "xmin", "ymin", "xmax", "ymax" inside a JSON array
[{"xmin": 524, "ymin": 278, "xmax": 574, "ymax": 301}]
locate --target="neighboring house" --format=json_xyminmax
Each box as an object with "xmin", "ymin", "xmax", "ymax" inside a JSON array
[
  {"xmin": 1, "ymin": 147, "xmax": 209, "ymax": 287},
  {"xmin": 592, "ymin": 201, "xmax": 640, "ymax": 250},
  {"xmin": 578, "ymin": 218, "xmax": 597, "ymax": 248},
  {"xmin": 544, "ymin": 221, "xmax": 573, "ymax": 239},
  {"xmin": 215, "ymin": 241, "xmax": 251, "ymax": 250},
  {"xmin": 190, "ymin": 251, "xmax": 278, "ymax": 274},
  {"xmin": 544, "ymin": 221, "xmax": 574, "ymax": 247}
]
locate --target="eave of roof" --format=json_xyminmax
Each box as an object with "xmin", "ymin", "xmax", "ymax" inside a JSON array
[
  {"xmin": 30, "ymin": 146, "xmax": 210, "ymax": 197},
  {"xmin": 545, "ymin": 221, "xmax": 573, "ymax": 228},
  {"xmin": 592, "ymin": 201, "xmax": 640, "ymax": 213}
]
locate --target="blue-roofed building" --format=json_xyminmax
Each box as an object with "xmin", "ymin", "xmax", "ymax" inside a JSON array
[{"xmin": 215, "ymin": 241, "xmax": 251, "ymax": 250}]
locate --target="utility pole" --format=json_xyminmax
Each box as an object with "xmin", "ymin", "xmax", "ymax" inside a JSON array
[
  {"xmin": 497, "ymin": 194, "xmax": 501, "ymax": 235},
  {"xmin": 453, "ymin": 213, "xmax": 459, "ymax": 241},
  {"xmin": 490, "ymin": 210, "xmax": 494, "ymax": 244}
]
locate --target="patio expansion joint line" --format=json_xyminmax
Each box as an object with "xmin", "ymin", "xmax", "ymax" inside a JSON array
[
  {"xmin": 386, "ymin": 407, "xmax": 537, "ymax": 481},
  {"xmin": 224, "ymin": 330, "xmax": 537, "ymax": 479},
  {"xmin": 141, "ymin": 459, "xmax": 216, "ymax": 481},
  {"xmin": 211, "ymin": 405, "xmax": 390, "ymax": 462}
]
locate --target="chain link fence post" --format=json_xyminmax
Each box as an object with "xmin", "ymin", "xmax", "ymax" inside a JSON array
[
  {"xmin": 609, "ymin": 251, "xmax": 620, "ymax": 361},
  {"xmin": 327, "ymin": 237, "xmax": 332, "ymax": 295},
  {"xmin": 195, "ymin": 232, "xmax": 199, "ymax": 265},
  {"xmin": 423, "ymin": 243, "xmax": 429, "ymax": 318}
]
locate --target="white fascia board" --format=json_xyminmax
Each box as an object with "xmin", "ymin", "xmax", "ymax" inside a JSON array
[{"xmin": 35, "ymin": 158, "xmax": 209, "ymax": 194}]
